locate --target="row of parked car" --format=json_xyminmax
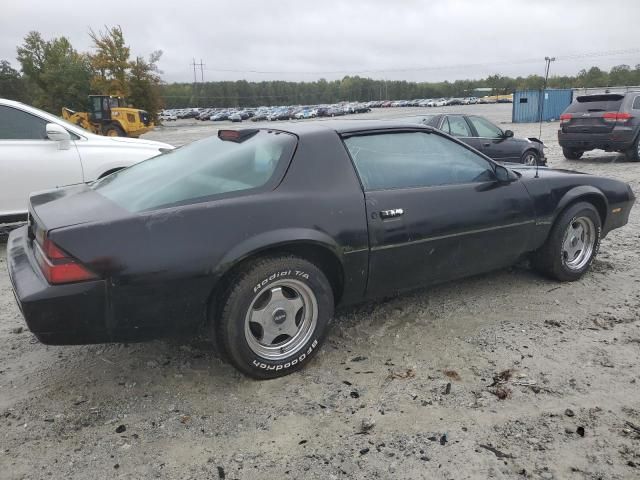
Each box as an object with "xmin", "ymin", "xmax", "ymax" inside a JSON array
[
  {"xmin": 158, "ymin": 95, "xmax": 514, "ymax": 123},
  {"xmin": 160, "ymin": 103, "xmax": 373, "ymax": 123}
]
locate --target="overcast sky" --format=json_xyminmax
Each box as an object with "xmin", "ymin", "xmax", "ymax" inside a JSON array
[{"xmin": 2, "ymin": 0, "xmax": 639, "ymax": 83}]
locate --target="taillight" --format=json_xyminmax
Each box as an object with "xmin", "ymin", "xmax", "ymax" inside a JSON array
[
  {"xmin": 560, "ymin": 113, "xmax": 572, "ymax": 124},
  {"xmin": 603, "ymin": 112, "xmax": 633, "ymax": 124},
  {"xmin": 33, "ymin": 237, "xmax": 97, "ymax": 284}
]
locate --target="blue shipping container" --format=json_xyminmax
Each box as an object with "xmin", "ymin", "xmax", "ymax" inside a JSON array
[{"xmin": 512, "ymin": 89, "xmax": 573, "ymax": 123}]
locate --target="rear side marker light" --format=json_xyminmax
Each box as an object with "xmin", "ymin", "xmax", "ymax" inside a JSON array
[{"xmin": 34, "ymin": 238, "xmax": 97, "ymax": 284}]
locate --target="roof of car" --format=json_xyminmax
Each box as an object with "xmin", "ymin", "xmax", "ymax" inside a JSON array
[{"xmin": 261, "ymin": 119, "xmax": 435, "ymax": 135}]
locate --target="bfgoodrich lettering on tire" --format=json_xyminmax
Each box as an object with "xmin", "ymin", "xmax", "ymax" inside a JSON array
[
  {"xmin": 216, "ymin": 255, "xmax": 334, "ymax": 379},
  {"xmin": 532, "ymin": 201, "xmax": 601, "ymax": 282}
]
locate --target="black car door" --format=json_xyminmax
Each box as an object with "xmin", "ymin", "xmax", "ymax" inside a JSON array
[
  {"xmin": 440, "ymin": 115, "xmax": 485, "ymax": 152},
  {"xmin": 466, "ymin": 115, "xmax": 520, "ymax": 162},
  {"xmin": 342, "ymin": 130, "xmax": 536, "ymax": 298}
]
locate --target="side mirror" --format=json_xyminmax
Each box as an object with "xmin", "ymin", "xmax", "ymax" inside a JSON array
[
  {"xmin": 503, "ymin": 129, "xmax": 514, "ymax": 138},
  {"xmin": 495, "ymin": 164, "xmax": 518, "ymax": 183},
  {"xmin": 46, "ymin": 123, "xmax": 71, "ymax": 150}
]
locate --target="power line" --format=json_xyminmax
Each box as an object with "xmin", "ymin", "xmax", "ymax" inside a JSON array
[
  {"xmin": 200, "ymin": 48, "xmax": 640, "ymax": 76},
  {"xmin": 190, "ymin": 58, "xmax": 206, "ymax": 82}
]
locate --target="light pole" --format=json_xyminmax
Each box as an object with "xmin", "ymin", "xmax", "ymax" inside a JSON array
[{"xmin": 539, "ymin": 56, "xmax": 556, "ymax": 138}]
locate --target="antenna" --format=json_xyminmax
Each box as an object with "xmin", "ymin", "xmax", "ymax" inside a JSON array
[{"xmin": 536, "ymin": 56, "xmax": 555, "ymax": 179}]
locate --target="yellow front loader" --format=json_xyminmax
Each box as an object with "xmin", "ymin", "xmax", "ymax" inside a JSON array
[{"xmin": 62, "ymin": 95, "xmax": 154, "ymax": 138}]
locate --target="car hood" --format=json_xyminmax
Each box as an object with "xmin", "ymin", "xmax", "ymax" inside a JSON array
[
  {"xmin": 89, "ymin": 135, "xmax": 173, "ymax": 150},
  {"xmin": 506, "ymin": 163, "xmax": 586, "ymax": 179}
]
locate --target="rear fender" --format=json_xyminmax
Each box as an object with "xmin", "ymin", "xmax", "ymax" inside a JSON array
[{"xmin": 214, "ymin": 228, "xmax": 344, "ymax": 279}]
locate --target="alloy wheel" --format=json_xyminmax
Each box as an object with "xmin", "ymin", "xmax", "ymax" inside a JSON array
[
  {"xmin": 244, "ymin": 279, "xmax": 318, "ymax": 360},
  {"xmin": 561, "ymin": 217, "xmax": 595, "ymax": 271}
]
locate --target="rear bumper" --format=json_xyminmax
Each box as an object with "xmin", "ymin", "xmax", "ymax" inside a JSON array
[
  {"xmin": 6, "ymin": 225, "xmax": 110, "ymax": 344},
  {"xmin": 558, "ymin": 128, "xmax": 636, "ymax": 151}
]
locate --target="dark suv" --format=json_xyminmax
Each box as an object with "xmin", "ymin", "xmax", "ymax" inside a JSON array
[{"xmin": 558, "ymin": 92, "xmax": 640, "ymax": 161}]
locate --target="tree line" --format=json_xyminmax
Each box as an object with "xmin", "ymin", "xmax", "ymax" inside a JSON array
[
  {"xmin": 161, "ymin": 65, "xmax": 640, "ymax": 108},
  {"xmin": 0, "ymin": 27, "xmax": 163, "ymax": 120},
  {"xmin": 2, "ymin": 31, "xmax": 640, "ymax": 112}
]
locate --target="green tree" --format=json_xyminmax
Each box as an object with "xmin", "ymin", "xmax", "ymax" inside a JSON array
[
  {"xmin": 128, "ymin": 51, "xmax": 164, "ymax": 121},
  {"xmin": 0, "ymin": 60, "xmax": 27, "ymax": 101},
  {"xmin": 609, "ymin": 65, "xmax": 632, "ymax": 86},
  {"xmin": 17, "ymin": 32, "xmax": 91, "ymax": 112},
  {"xmin": 89, "ymin": 26, "xmax": 131, "ymax": 96}
]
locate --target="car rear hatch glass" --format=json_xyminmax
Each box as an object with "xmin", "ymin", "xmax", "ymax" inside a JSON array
[
  {"xmin": 91, "ymin": 129, "xmax": 297, "ymax": 212},
  {"xmin": 561, "ymin": 94, "xmax": 625, "ymax": 133}
]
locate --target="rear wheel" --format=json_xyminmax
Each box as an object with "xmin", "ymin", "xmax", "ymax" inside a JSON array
[
  {"xmin": 531, "ymin": 202, "xmax": 601, "ymax": 281},
  {"xmin": 521, "ymin": 150, "xmax": 540, "ymax": 166},
  {"xmin": 215, "ymin": 256, "xmax": 334, "ymax": 379},
  {"xmin": 625, "ymin": 136, "xmax": 640, "ymax": 162},
  {"xmin": 562, "ymin": 147, "xmax": 583, "ymax": 160},
  {"xmin": 103, "ymin": 124, "xmax": 125, "ymax": 137}
]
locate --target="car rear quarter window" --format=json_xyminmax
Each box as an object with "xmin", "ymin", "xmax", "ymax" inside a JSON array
[
  {"xmin": 343, "ymin": 131, "xmax": 495, "ymax": 191},
  {"xmin": 0, "ymin": 105, "xmax": 47, "ymax": 140},
  {"xmin": 92, "ymin": 130, "xmax": 297, "ymax": 212},
  {"xmin": 632, "ymin": 96, "xmax": 640, "ymax": 110}
]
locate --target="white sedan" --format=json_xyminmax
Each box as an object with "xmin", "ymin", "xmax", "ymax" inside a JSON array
[{"xmin": 0, "ymin": 99, "xmax": 173, "ymax": 222}]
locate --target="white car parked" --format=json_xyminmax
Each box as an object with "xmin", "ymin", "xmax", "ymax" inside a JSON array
[
  {"xmin": 0, "ymin": 99, "xmax": 173, "ymax": 221},
  {"xmin": 159, "ymin": 112, "xmax": 178, "ymax": 121}
]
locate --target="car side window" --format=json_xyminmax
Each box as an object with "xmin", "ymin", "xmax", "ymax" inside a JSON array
[
  {"xmin": 0, "ymin": 105, "xmax": 48, "ymax": 140},
  {"xmin": 445, "ymin": 115, "xmax": 472, "ymax": 137},
  {"xmin": 633, "ymin": 96, "xmax": 640, "ymax": 110},
  {"xmin": 343, "ymin": 131, "xmax": 495, "ymax": 191},
  {"xmin": 468, "ymin": 116, "xmax": 503, "ymax": 138}
]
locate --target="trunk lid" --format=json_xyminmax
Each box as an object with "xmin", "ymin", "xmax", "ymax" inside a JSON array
[
  {"xmin": 561, "ymin": 94, "xmax": 625, "ymax": 134},
  {"xmin": 29, "ymin": 184, "xmax": 130, "ymax": 234}
]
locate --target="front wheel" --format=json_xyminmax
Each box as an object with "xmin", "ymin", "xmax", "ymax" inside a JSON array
[
  {"xmin": 531, "ymin": 202, "xmax": 601, "ymax": 281},
  {"xmin": 215, "ymin": 256, "xmax": 334, "ymax": 379},
  {"xmin": 103, "ymin": 124, "xmax": 125, "ymax": 137},
  {"xmin": 521, "ymin": 150, "xmax": 540, "ymax": 166}
]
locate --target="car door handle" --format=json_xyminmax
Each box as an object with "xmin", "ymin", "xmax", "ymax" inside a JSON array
[
  {"xmin": 380, "ymin": 208, "xmax": 404, "ymax": 219},
  {"xmin": 483, "ymin": 142, "xmax": 491, "ymax": 147}
]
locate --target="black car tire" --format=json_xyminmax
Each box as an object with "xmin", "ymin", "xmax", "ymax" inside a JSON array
[
  {"xmin": 521, "ymin": 149, "xmax": 540, "ymax": 166},
  {"xmin": 624, "ymin": 135, "xmax": 640, "ymax": 162},
  {"xmin": 216, "ymin": 256, "xmax": 334, "ymax": 379},
  {"xmin": 562, "ymin": 148, "xmax": 583, "ymax": 160},
  {"xmin": 531, "ymin": 202, "xmax": 601, "ymax": 282}
]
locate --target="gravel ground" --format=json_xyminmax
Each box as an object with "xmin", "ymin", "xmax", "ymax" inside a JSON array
[{"xmin": 1, "ymin": 105, "xmax": 640, "ymax": 479}]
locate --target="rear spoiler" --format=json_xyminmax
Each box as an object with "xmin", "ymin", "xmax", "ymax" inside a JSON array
[{"xmin": 576, "ymin": 94, "xmax": 624, "ymax": 102}]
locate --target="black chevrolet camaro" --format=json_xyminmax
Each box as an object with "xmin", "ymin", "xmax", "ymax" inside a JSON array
[{"xmin": 7, "ymin": 121, "xmax": 635, "ymax": 378}]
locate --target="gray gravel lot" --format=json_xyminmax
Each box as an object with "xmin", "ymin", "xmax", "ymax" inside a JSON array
[{"xmin": 1, "ymin": 105, "xmax": 640, "ymax": 479}]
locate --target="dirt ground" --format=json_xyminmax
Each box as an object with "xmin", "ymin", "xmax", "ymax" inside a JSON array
[{"xmin": 1, "ymin": 105, "xmax": 639, "ymax": 480}]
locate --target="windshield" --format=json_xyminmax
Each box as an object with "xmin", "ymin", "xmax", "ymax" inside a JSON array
[
  {"xmin": 92, "ymin": 129, "xmax": 297, "ymax": 212},
  {"xmin": 568, "ymin": 94, "xmax": 624, "ymax": 113}
]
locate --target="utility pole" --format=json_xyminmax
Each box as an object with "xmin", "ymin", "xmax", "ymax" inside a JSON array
[
  {"xmin": 191, "ymin": 58, "xmax": 197, "ymax": 84},
  {"xmin": 539, "ymin": 56, "xmax": 556, "ymax": 138},
  {"xmin": 198, "ymin": 59, "xmax": 205, "ymax": 83}
]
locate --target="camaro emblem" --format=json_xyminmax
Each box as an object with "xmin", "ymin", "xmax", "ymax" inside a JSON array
[{"xmin": 272, "ymin": 309, "xmax": 287, "ymax": 324}]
